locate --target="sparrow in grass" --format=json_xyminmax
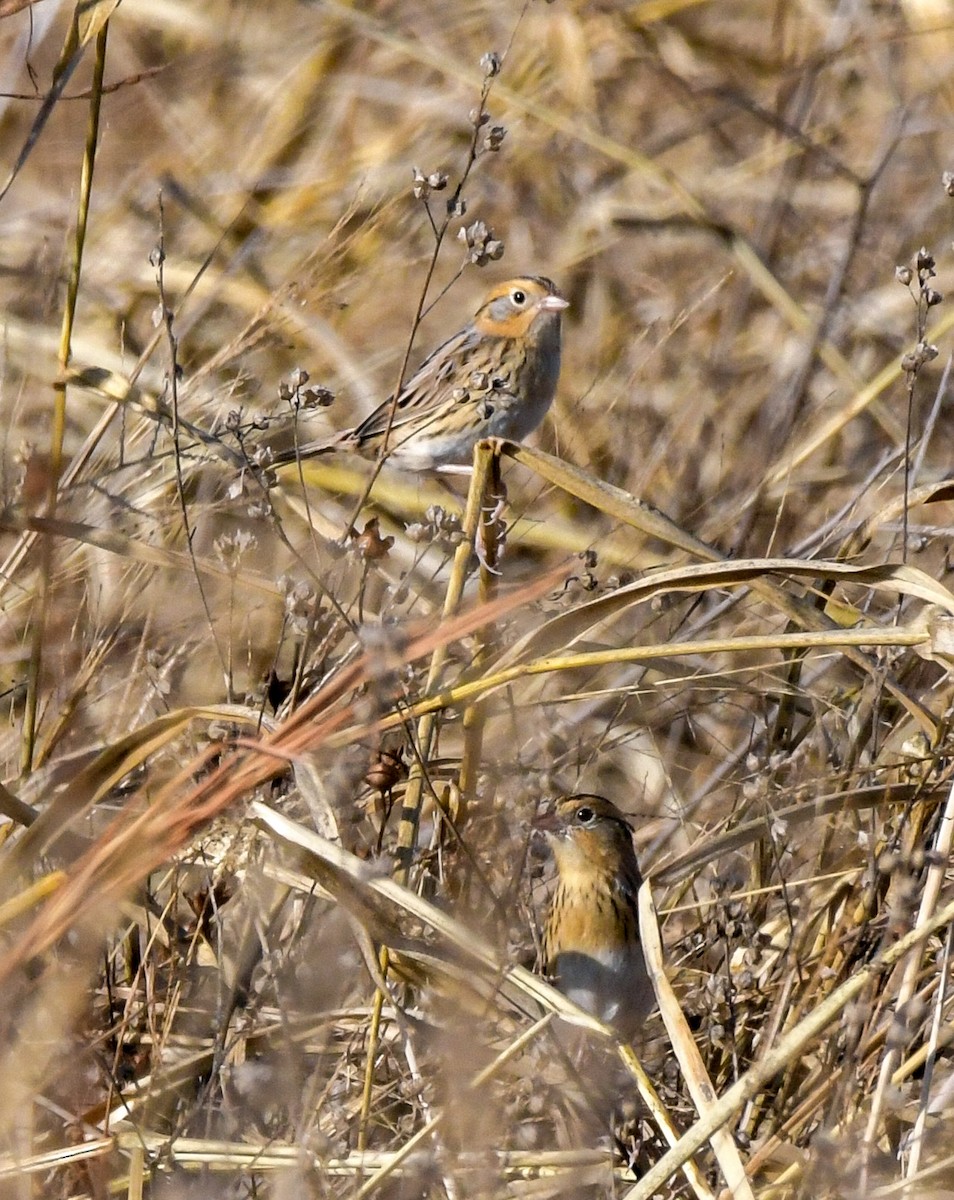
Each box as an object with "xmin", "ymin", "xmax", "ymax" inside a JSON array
[
  {"xmin": 272, "ymin": 276, "xmax": 568, "ymax": 473},
  {"xmin": 535, "ymin": 794, "xmax": 654, "ymax": 1043}
]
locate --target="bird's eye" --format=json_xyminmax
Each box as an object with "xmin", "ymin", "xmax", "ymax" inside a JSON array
[
  {"xmin": 511, "ymin": 289, "xmax": 527, "ymax": 306},
  {"xmin": 574, "ymin": 805, "xmax": 595, "ymax": 824}
]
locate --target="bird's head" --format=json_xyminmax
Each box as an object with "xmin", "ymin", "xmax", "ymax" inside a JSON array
[
  {"xmin": 473, "ymin": 276, "xmax": 568, "ymax": 339},
  {"xmin": 533, "ymin": 794, "xmax": 639, "ymax": 886}
]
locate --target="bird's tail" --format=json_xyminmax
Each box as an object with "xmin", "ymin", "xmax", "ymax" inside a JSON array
[{"xmin": 270, "ymin": 430, "xmax": 349, "ymax": 467}]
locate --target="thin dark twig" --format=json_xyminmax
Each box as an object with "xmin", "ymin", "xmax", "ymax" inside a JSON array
[{"xmin": 152, "ymin": 195, "xmax": 230, "ymax": 686}]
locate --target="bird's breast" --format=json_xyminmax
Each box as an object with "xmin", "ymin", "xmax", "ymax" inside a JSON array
[{"xmin": 544, "ymin": 878, "xmax": 652, "ymax": 1033}]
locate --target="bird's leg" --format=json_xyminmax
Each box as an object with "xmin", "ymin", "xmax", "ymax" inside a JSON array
[{"xmin": 474, "ymin": 438, "xmax": 507, "ymax": 576}]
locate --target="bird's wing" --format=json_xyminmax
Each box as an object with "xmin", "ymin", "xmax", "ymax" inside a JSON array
[{"xmin": 350, "ymin": 324, "xmax": 485, "ymax": 442}]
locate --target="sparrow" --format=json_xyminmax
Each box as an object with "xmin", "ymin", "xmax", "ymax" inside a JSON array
[
  {"xmin": 272, "ymin": 276, "xmax": 568, "ymax": 473},
  {"xmin": 535, "ymin": 794, "xmax": 654, "ymax": 1042}
]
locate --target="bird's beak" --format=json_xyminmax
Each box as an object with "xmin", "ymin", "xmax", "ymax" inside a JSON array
[
  {"xmin": 531, "ymin": 806, "xmax": 562, "ymax": 835},
  {"xmin": 537, "ymin": 295, "xmax": 569, "ymax": 313}
]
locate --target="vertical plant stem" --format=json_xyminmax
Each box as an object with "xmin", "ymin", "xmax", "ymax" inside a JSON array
[
  {"xmin": 393, "ymin": 444, "xmax": 493, "ymax": 881},
  {"xmin": 357, "ymin": 944, "xmax": 390, "ymax": 1153},
  {"xmin": 457, "ymin": 444, "xmax": 504, "ymax": 814},
  {"xmin": 357, "ymin": 444, "xmax": 493, "ymax": 1146},
  {"xmin": 21, "ymin": 21, "xmax": 109, "ymax": 774}
]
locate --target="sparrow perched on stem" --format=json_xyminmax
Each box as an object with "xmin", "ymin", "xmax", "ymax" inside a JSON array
[
  {"xmin": 535, "ymin": 795, "xmax": 654, "ymax": 1043},
  {"xmin": 272, "ymin": 276, "xmax": 568, "ymax": 473}
]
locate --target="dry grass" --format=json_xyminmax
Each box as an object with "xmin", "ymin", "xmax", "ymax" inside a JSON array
[{"xmin": 2, "ymin": 0, "xmax": 954, "ymax": 1196}]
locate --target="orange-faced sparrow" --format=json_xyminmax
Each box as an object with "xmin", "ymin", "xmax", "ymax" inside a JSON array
[
  {"xmin": 535, "ymin": 794, "xmax": 654, "ymax": 1042},
  {"xmin": 272, "ymin": 276, "xmax": 567, "ymax": 473}
]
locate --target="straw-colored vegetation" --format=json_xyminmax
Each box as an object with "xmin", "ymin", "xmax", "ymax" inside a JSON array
[{"xmin": 2, "ymin": 0, "xmax": 954, "ymax": 1195}]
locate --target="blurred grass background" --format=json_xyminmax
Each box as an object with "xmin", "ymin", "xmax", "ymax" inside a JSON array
[{"xmin": 2, "ymin": 0, "xmax": 954, "ymax": 1196}]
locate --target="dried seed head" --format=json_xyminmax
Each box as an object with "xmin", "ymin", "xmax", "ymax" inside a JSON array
[
  {"xmin": 412, "ymin": 168, "xmax": 448, "ymax": 200},
  {"xmin": 483, "ymin": 125, "xmax": 506, "ymax": 153},
  {"xmin": 901, "ymin": 341, "xmax": 939, "ymax": 372},
  {"xmin": 364, "ymin": 743, "xmax": 406, "ymax": 794},
  {"xmin": 353, "ymin": 517, "xmax": 394, "ymax": 561},
  {"xmin": 280, "ymin": 368, "xmax": 334, "ymax": 410},
  {"xmin": 916, "ymin": 246, "xmax": 936, "ymax": 273},
  {"xmin": 458, "ymin": 219, "xmax": 505, "ymax": 266}
]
